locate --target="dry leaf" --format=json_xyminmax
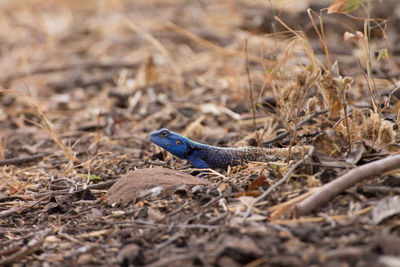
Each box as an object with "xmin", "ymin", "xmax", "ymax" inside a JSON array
[
  {"xmin": 248, "ymin": 175, "xmax": 269, "ymax": 190},
  {"xmin": 344, "ymin": 31, "xmax": 364, "ymax": 41},
  {"xmin": 372, "ymin": 196, "xmax": 400, "ymax": 224},
  {"xmin": 106, "ymin": 168, "xmax": 209, "ymax": 204}
]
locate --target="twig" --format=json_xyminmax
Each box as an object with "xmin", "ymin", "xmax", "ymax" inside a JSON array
[
  {"xmin": 208, "ymin": 212, "xmax": 229, "ymax": 224},
  {"xmin": 0, "ymin": 153, "xmax": 45, "ymax": 166},
  {"xmin": 2, "ymin": 61, "xmax": 139, "ymax": 85},
  {"xmin": 183, "ymin": 168, "xmax": 229, "ymax": 180},
  {"xmin": 158, "ymin": 200, "xmax": 189, "ymax": 221},
  {"xmin": 356, "ymin": 57, "xmax": 378, "ymax": 113},
  {"xmin": 241, "ymin": 147, "xmax": 314, "ymax": 223},
  {"xmin": 0, "ymin": 229, "xmax": 50, "ymax": 265},
  {"xmin": 132, "ymin": 219, "xmax": 221, "ymax": 230},
  {"xmin": 332, "ymin": 107, "xmax": 369, "ymax": 130},
  {"xmin": 273, "ymin": 206, "xmax": 372, "ymax": 224},
  {"xmin": 295, "ymin": 154, "xmax": 400, "ymax": 216},
  {"xmin": 301, "ymin": 160, "xmax": 352, "ymax": 169},
  {"xmin": 358, "ymin": 185, "xmax": 400, "ymax": 195},
  {"xmin": 25, "ymin": 190, "xmax": 71, "ymax": 199},
  {"xmin": 262, "ymin": 110, "xmax": 327, "ymax": 145},
  {"xmin": 0, "ymin": 246, "xmax": 22, "ymax": 257},
  {"xmin": 0, "ymin": 228, "xmax": 32, "ymax": 234},
  {"xmin": 0, "ymin": 195, "xmax": 51, "ymax": 219},
  {"xmin": 202, "ymin": 195, "xmax": 224, "ymax": 208},
  {"xmin": 153, "ymin": 232, "xmax": 181, "ymax": 251},
  {"xmin": 307, "ymin": 9, "xmax": 330, "ymax": 66},
  {"xmin": 383, "ymin": 84, "xmax": 400, "ymax": 110},
  {"xmin": 245, "ymin": 40, "xmax": 260, "ymax": 145},
  {"xmin": 0, "ymin": 206, "xmax": 21, "ymax": 219},
  {"xmin": 144, "ymin": 252, "xmax": 198, "ymax": 267},
  {"xmin": 49, "ymin": 179, "xmax": 117, "ymax": 192},
  {"xmin": 87, "ymin": 179, "xmax": 118, "ymax": 190},
  {"xmin": 267, "ymin": 187, "xmax": 320, "ymax": 221},
  {"xmin": 341, "ymin": 92, "xmax": 351, "ymax": 150}
]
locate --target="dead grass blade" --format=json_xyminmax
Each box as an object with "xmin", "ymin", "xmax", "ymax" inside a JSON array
[
  {"xmin": 307, "ymin": 8, "xmax": 330, "ymax": 66},
  {"xmin": 268, "ymin": 187, "xmax": 320, "ymax": 221},
  {"xmin": 122, "ymin": 17, "xmax": 184, "ymax": 94},
  {"xmin": 0, "ymin": 89, "xmax": 76, "ymax": 164},
  {"xmin": 241, "ymin": 147, "xmax": 314, "ymax": 223},
  {"xmin": 165, "ymin": 21, "xmax": 274, "ymax": 65},
  {"xmin": 274, "ymin": 206, "xmax": 372, "ymax": 224}
]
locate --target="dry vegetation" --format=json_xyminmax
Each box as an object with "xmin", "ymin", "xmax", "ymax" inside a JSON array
[{"xmin": 1, "ymin": 0, "xmax": 400, "ymax": 266}]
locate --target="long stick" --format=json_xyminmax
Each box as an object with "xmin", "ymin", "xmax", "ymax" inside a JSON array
[{"xmin": 296, "ymin": 154, "xmax": 400, "ymax": 216}]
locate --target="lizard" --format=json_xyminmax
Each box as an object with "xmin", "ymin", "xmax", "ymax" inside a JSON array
[{"xmin": 149, "ymin": 128, "xmax": 310, "ymax": 169}]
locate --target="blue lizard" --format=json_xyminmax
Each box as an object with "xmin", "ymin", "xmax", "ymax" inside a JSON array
[{"xmin": 149, "ymin": 128, "xmax": 306, "ymax": 169}]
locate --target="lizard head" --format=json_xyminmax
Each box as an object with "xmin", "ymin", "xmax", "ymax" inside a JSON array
[{"xmin": 149, "ymin": 128, "xmax": 192, "ymax": 159}]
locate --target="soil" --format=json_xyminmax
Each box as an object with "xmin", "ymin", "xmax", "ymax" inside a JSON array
[{"xmin": 1, "ymin": 0, "xmax": 400, "ymax": 266}]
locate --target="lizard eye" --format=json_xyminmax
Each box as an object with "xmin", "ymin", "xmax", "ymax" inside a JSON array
[
  {"xmin": 160, "ymin": 130, "xmax": 168, "ymax": 137},
  {"xmin": 176, "ymin": 140, "xmax": 182, "ymax": 145}
]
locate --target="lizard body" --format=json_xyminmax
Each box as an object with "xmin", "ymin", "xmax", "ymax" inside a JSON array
[{"xmin": 149, "ymin": 128, "xmax": 309, "ymax": 169}]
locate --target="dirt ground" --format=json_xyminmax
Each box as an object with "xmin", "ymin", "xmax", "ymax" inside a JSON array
[{"xmin": 1, "ymin": 0, "xmax": 400, "ymax": 266}]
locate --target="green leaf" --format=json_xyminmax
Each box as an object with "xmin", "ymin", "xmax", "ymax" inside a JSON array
[
  {"xmin": 84, "ymin": 174, "xmax": 101, "ymax": 181},
  {"xmin": 347, "ymin": 0, "xmax": 361, "ymax": 13},
  {"xmin": 377, "ymin": 48, "xmax": 388, "ymax": 61},
  {"xmin": 328, "ymin": 0, "xmax": 361, "ymax": 14}
]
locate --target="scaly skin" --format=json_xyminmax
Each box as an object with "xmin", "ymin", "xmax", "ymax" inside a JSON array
[{"xmin": 149, "ymin": 128, "xmax": 309, "ymax": 169}]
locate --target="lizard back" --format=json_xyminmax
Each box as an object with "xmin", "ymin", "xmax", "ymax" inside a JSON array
[{"xmin": 194, "ymin": 145, "xmax": 310, "ymax": 169}]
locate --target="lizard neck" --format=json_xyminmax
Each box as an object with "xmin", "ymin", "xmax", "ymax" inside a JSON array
[{"xmin": 186, "ymin": 139, "xmax": 218, "ymax": 153}]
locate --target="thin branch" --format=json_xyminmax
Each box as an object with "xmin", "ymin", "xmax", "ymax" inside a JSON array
[
  {"xmin": 0, "ymin": 229, "xmax": 51, "ymax": 265},
  {"xmin": 359, "ymin": 185, "xmax": 400, "ymax": 195},
  {"xmin": 0, "ymin": 195, "xmax": 50, "ymax": 219},
  {"xmin": 340, "ymin": 87, "xmax": 351, "ymax": 150},
  {"xmin": 144, "ymin": 252, "xmax": 198, "ymax": 267},
  {"xmin": 245, "ymin": 40, "xmax": 260, "ymax": 145},
  {"xmin": 357, "ymin": 57, "xmax": 378, "ymax": 113},
  {"xmin": 295, "ymin": 154, "xmax": 400, "ymax": 216},
  {"xmin": 307, "ymin": 9, "xmax": 330, "ymax": 66},
  {"xmin": 50, "ymin": 179, "xmax": 118, "ymax": 191},
  {"xmin": 241, "ymin": 147, "xmax": 314, "ymax": 223},
  {"xmin": 0, "ymin": 206, "xmax": 21, "ymax": 219},
  {"xmin": 263, "ymin": 110, "xmax": 327, "ymax": 145},
  {"xmin": 0, "ymin": 153, "xmax": 46, "ymax": 166},
  {"xmin": 87, "ymin": 179, "xmax": 118, "ymax": 190},
  {"xmin": 2, "ymin": 61, "xmax": 139, "ymax": 85}
]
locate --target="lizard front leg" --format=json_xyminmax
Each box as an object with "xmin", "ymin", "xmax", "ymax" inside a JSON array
[{"xmin": 187, "ymin": 154, "xmax": 210, "ymax": 169}]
